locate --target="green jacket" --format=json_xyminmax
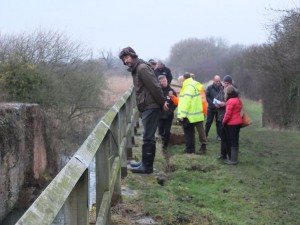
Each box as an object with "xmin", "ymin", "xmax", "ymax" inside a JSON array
[
  {"xmin": 129, "ymin": 59, "xmax": 165, "ymax": 112},
  {"xmin": 177, "ymin": 78, "xmax": 204, "ymax": 123}
]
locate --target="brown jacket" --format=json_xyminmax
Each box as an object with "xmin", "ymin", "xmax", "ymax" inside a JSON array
[{"xmin": 129, "ymin": 59, "xmax": 165, "ymax": 112}]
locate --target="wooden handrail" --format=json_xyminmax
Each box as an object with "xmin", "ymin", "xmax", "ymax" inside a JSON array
[{"xmin": 16, "ymin": 85, "xmax": 139, "ymax": 225}]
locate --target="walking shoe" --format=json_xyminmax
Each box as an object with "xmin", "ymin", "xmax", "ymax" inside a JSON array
[
  {"xmin": 183, "ymin": 149, "xmax": 195, "ymax": 154},
  {"xmin": 196, "ymin": 144, "xmax": 206, "ymax": 155}
]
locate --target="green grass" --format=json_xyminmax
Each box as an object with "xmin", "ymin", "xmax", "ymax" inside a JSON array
[{"xmin": 122, "ymin": 99, "xmax": 300, "ymax": 225}]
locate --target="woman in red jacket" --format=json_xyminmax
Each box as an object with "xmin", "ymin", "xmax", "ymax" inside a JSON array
[{"xmin": 222, "ymin": 86, "xmax": 242, "ymax": 165}]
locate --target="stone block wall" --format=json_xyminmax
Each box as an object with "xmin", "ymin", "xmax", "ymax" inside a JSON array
[{"xmin": 0, "ymin": 103, "xmax": 53, "ymax": 222}]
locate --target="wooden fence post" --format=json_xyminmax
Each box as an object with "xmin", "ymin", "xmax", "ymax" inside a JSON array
[
  {"xmin": 110, "ymin": 118, "xmax": 122, "ymax": 205},
  {"xmin": 64, "ymin": 169, "xmax": 89, "ymax": 225},
  {"xmin": 96, "ymin": 134, "xmax": 111, "ymax": 224}
]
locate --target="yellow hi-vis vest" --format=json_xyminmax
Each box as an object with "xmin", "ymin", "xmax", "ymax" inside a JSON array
[{"xmin": 177, "ymin": 78, "xmax": 204, "ymax": 123}]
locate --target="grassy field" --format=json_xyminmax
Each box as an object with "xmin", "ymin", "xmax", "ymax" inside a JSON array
[{"xmin": 112, "ymin": 99, "xmax": 300, "ymax": 225}]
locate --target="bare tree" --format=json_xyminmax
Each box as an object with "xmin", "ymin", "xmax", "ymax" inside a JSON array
[
  {"xmin": 168, "ymin": 37, "xmax": 228, "ymax": 81},
  {"xmin": 0, "ymin": 29, "xmax": 108, "ymax": 156},
  {"xmin": 99, "ymin": 49, "xmax": 117, "ymax": 70}
]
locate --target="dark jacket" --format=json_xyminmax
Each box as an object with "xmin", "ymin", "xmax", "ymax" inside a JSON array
[
  {"xmin": 154, "ymin": 66, "xmax": 173, "ymax": 84},
  {"xmin": 206, "ymin": 83, "xmax": 222, "ymax": 110},
  {"xmin": 129, "ymin": 59, "xmax": 165, "ymax": 112},
  {"xmin": 215, "ymin": 86, "xmax": 226, "ymax": 122},
  {"xmin": 160, "ymin": 85, "xmax": 177, "ymax": 119},
  {"xmin": 215, "ymin": 84, "xmax": 237, "ymax": 121}
]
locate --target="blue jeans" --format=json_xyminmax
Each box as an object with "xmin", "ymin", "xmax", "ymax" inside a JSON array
[{"xmin": 141, "ymin": 108, "xmax": 160, "ymax": 145}]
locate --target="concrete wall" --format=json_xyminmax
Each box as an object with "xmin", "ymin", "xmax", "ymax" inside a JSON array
[{"xmin": 0, "ymin": 103, "xmax": 52, "ymax": 223}]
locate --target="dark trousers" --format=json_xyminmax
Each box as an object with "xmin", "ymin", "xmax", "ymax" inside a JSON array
[
  {"xmin": 183, "ymin": 122, "xmax": 195, "ymax": 153},
  {"xmin": 142, "ymin": 108, "xmax": 160, "ymax": 145},
  {"xmin": 141, "ymin": 108, "xmax": 160, "ymax": 166},
  {"xmin": 222, "ymin": 124, "xmax": 240, "ymax": 159},
  {"xmin": 205, "ymin": 109, "xmax": 221, "ymax": 137},
  {"xmin": 158, "ymin": 115, "xmax": 174, "ymax": 147},
  {"xmin": 219, "ymin": 123, "xmax": 228, "ymax": 158}
]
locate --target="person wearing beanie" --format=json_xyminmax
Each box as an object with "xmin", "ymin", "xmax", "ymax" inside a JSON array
[
  {"xmin": 118, "ymin": 47, "xmax": 138, "ymax": 61},
  {"xmin": 154, "ymin": 60, "xmax": 173, "ymax": 85},
  {"xmin": 223, "ymin": 75, "xmax": 233, "ymax": 84},
  {"xmin": 148, "ymin": 59, "xmax": 157, "ymax": 70},
  {"xmin": 119, "ymin": 46, "xmax": 169, "ymax": 174},
  {"xmin": 214, "ymin": 75, "xmax": 235, "ymax": 161}
]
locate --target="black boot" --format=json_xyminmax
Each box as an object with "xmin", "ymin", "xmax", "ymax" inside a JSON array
[
  {"xmin": 162, "ymin": 144, "xmax": 168, "ymax": 154},
  {"xmin": 162, "ymin": 139, "xmax": 168, "ymax": 147},
  {"xmin": 217, "ymin": 140, "xmax": 227, "ymax": 160},
  {"xmin": 217, "ymin": 155, "xmax": 227, "ymax": 160},
  {"xmin": 130, "ymin": 162, "xmax": 153, "ymax": 174},
  {"xmin": 196, "ymin": 144, "xmax": 206, "ymax": 155},
  {"xmin": 225, "ymin": 147, "xmax": 238, "ymax": 165},
  {"xmin": 130, "ymin": 161, "xmax": 142, "ymax": 167},
  {"xmin": 220, "ymin": 139, "xmax": 228, "ymax": 159},
  {"xmin": 131, "ymin": 144, "xmax": 155, "ymax": 174}
]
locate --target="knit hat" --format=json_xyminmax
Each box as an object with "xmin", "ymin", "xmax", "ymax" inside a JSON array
[
  {"xmin": 223, "ymin": 75, "xmax": 233, "ymax": 84},
  {"xmin": 148, "ymin": 59, "xmax": 157, "ymax": 65},
  {"xmin": 119, "ymin": 47, "xmax": 138, "ymax": 59}
]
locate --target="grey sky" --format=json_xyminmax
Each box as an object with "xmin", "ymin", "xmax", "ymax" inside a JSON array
[{"xmin": 0, "ymin": 0, "xmax": 298, "ymax": 60}]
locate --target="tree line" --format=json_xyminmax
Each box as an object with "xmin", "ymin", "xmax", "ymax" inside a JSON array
[{"xmin": 168, "ymin": 8, "xmax": 300, "ymax": 130}]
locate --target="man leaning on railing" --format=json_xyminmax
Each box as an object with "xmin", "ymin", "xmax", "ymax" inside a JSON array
[{"xmin": 119, "ymin": 47, "xmax": 168, "ymax": 174}]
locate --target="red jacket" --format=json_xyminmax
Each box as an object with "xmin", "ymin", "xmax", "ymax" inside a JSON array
[{"xmin": 222, "ymin": 97, "xmax": 243, "ymax": 125}]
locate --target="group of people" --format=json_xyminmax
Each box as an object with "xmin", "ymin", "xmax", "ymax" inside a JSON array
[
  {"xmin": 205, "ymin": 75, "xmax": 243, "ymax": 165},
  {"xmin": 119, "ymin": 46, "xmax": 243, "ymax": 174}
]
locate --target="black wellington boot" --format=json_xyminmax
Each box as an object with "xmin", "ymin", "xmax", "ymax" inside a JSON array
[
  {"xmin": 131, "ymin": 144, "xmax": 155, "ymax": 174},
  {"xmin": 218, "ymin": 139, "xmax": 227, "ymax": 160},
  {"xmin": 225, "ymin": 147, "xmax": 239, "ymax": 165},
  {"xmin": 130, "ymin": 162, "xmax": 153, "ymax": 174},
  {"xmin": 130, "ymin": 161, "xmax": 142, "ymax": 167}
]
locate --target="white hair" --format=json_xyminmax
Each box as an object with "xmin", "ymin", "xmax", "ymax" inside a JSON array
[{"xmin": 178, "ymin": 75, "xmax": 184, "ymax": 84}]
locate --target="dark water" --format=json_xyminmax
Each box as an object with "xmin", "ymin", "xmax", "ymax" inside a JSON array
[
  {"xmin": 1, "ymin": 208, "xmax": 26, "ymax": 225},
  {"xmin": 1, "ymin": 207, "xmax": 64, "ymax": 225},
  {"xmin": 1, "ymin": 159, "xmax": 96, "ymax": 225}
]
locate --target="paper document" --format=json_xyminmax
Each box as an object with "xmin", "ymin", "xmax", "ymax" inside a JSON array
[{"xmin": 213, "ymin": 98, "xmax": 222, "ymax": 104}]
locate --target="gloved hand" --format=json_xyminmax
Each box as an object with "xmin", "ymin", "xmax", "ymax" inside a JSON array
[
  {"xmin": 177, "ymin": 118, "xmax": 183, "ymax": 125},
  {"xmin": 178, "ymin": 118, "xmax": 189, "ymax": 128}
]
